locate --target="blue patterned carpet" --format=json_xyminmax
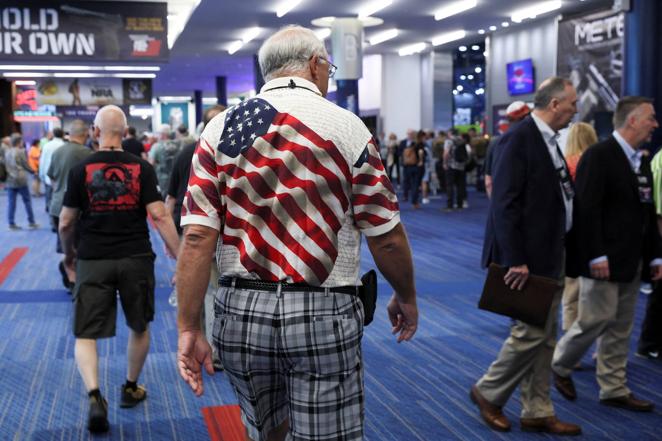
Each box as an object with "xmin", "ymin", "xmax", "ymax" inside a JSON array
[{"xmin": 0, "ymin": 187, "xmax": 661, "ymax": 440}]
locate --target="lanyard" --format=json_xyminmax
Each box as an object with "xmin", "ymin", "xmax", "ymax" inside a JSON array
[{"xmin": 554, "ymin": 143, "xmax": 575, "ymax": 201}]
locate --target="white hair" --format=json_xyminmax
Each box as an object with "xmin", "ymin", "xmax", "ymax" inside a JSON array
[
  {"xmin": 94, "ymin": 105, "xmax": 127, "ymax": 136},
  {"xmin": 258, "ymin": 25, "xmax": 328, "ymax": 82}
]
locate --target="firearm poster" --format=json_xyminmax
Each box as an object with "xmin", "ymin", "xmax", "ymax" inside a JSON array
[
  {"xmin": 557, "ymin": 10, "xmax": 624, "ymax": 123},
  {"xmin": 0, "ymin": 2, "xmax": 168, "ymax": 61}
]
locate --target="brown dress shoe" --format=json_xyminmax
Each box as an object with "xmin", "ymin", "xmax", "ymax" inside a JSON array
[
  {"xmin": 554, "ymin": 372, "xmax": 577, "ymax": 401},
  {"xmin": 469, "ymin": 385, "xmax": 511, "ymax": 432},
  {"xmin": 600, "ymin": 394, "xmax": 654, "ymax": 412},
  {"xmin": 520, "ymin": 416, "xmax": 582, "ymax": 436}
]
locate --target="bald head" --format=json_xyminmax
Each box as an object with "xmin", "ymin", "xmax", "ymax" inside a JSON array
[
  {"xmin": 94, "ymin": 105, "xmax": 127, "ymax": 137},
  {"xmin": 93, "ymin": 105, "xmax": 127, "ymax": 148}
]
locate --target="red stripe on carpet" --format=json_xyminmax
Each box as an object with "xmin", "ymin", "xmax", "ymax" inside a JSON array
[
  {"xmin": 0, "ymin": 247, "xmax": 28, "ymax": 286},
  {"xmin": 202, "ymin": 405, "xmax": 245, "ymax": 441}
]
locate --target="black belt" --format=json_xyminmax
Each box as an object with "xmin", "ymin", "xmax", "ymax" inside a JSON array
[{"xmin": 219, "ymin": 277, "xmax": 358, "ymax": 296}]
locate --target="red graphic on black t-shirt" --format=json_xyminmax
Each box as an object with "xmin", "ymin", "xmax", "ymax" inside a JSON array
[{"xmin": 85, "ymin": 163, "xmax": 141, "ymax": 211}]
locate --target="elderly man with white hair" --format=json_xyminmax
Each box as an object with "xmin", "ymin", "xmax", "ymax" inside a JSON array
[
  {"xmin": 176, "ymin": 25, "xmax": 418, "ymax": 441},
  {"xmin": 59, "ymin": 105, "xmax": 180, "ymax": 434}
]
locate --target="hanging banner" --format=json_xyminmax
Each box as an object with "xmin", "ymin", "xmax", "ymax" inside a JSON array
[
  {"xmin": 557, "ymin": 10, "xmax": 624, "ymax": 123},
  {"xmin": 0, "ymin": 2, "xmax": 168, "ymax": 61},
  {"xmin": 122, "ymin": 79, "xmax": 152, "ymax": 105},
  {"xmin": 33, "ymin": 78, "xmax": 152, "ymax": 105},
  {"xmin": 160, "ymin": 102, "xmax": 188, "ymax": 128},
  {"xmin": 36, "ymin": 78, "xmax": 123, "ymax": 105}
]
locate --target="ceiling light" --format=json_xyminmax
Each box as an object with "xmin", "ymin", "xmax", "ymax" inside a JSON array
[
  {"xmin": 276, "ymin": 0, "xmax": 303, "ymax": 18},
  {"xmin": 358, "ymin": 0, "xmax": 393, "ymax": 18},
  {"xmin": 457, "ymin": 85, "xmax": 464, "ymax": 91},
  {"xmin": 511, "ymin": 0, "xmax": 562, "ymax": 23},
  {"xmin": 112, "ymin": 73, "xmax": 156, "ymax": 78},
  {"xmin": 368, "ymin": 28, "xmax": 399, "ymax": 45},
  {"xmin": 398, "ymin": 42, "xmax": 427, "ymax": 56},
  {"xmin": 431, "ymin": 30, "xmax": 466, "ymax": 46},
  {"xmin": 501, "ymin": 21, "xmax": 510, "ymax": 27},
  {"xmin": 3, "ymin": 73, "xmax": 50, "ymax": 78},
  {"xmin": 458, "ymin": 45, "xmax": 467, "ymax": 52},
  {"xmin": 489, "ymin": 25, "xmax": 497, "ymax": 31},
  {"xmin": 0, "ymin": 65, "xmax": 160, "ymax": 72},
  {"xmin": 475, "ymin": 66, "xmax": 482, "ymax": 73},
  {"xmin": 477, "ymin": 29, "xmax": 485, "ymax": 34},
  {"xmin": 471, "ymin": 44, "xmax": 480, "ymax": 50},
  {"xmin": 467, "ymin": 74, "xmax": 474, "ymax": 79},
  {"xmin": 227, "ymin": 40, "xmax": 243, "ymax": 55},
  {"xmin": 53, "ymin": 73, "xmax": 102, "ymax": 78},
  {"xmin": 227, "ymin": 28, "xmax": 261, "ymax": 55},
  {"xmin": 103, "ymin": 66, "xmax": 160, "ymax": 71},
  {"xmin": 452, "ymin": 90, "xmax": 458, "ymax": 95},
  {"xmin": 241, "ymin": 27, "xmax": 261, "ymax": 43},
  {"xmin": 158, "ymin": 96, "xmax": 192, "ymax": 102},
  {"xmin": 476, "ymin": 88, "xmax": 484, "ymax": 95},
  {"xmin": 460, "ymin": 75, "xmax": 466, "ymax": 80},
  {"xmin": 434, "ymin": 0, "xmax": 477, "ymax": 21},
  {"xmin": 314, "ymin": 28, "xmax": 332, "ymax": 40},
  {"xmin": 15, "ymin": 80, "xmax": 36, "ymax": 86}
]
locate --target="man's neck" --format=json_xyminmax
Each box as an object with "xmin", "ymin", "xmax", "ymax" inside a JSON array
[
  {"xmin": 70, "ymin": 136, "xmax": 87, "ymax": 145},
  {"xmin": 616, "ymin": 128, "xmax": 640, "ymax": 149},
  {"xmin": 98, "ymin": 136, "xmax": 123, "ymax": 151},
  {"xmin": 532, "ymin": 109, "xmax": 557, "ymax": 132}
]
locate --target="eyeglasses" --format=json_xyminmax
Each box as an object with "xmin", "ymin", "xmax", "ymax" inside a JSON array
[{"xmin": 317, "ymin": 56, "xmax": 338, "ymax": 78}]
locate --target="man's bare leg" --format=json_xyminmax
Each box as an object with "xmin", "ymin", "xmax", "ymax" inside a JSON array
[
  {"xmin": 127, "ymin": 328, "xmax": 150, "ymax": 382},
  {"xmin": 75, "ymin": 338, "xmax": 99, "ymax": 391}
]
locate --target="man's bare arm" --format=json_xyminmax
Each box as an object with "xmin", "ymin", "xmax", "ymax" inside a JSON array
[
  {"xmin": 176, "ymin": 224, "xmax": 219, "ymax": 331},
  {"xmin": 366, "ymin": 223, "xmax": 418, "ymax": 341},
  {"xmin": 146, "ymin": 200, "xmax": 180, "ymax": 258}
]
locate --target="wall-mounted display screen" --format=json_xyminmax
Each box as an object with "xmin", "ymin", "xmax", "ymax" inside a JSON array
[{"xmin": 507, "ymin": 59, "xmax": 535, "ymax": 95}]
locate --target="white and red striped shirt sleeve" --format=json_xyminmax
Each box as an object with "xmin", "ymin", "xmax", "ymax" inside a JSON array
[
  {"xmin": 180, "ymin": 137, "xmax": 225, "ymax": 231},
  {"xmin": 351, "ymin": 138, "xmax": 400, "ymax": 236}
]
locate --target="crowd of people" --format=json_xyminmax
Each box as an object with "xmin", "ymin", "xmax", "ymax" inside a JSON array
[
  {"xmin": 1, "ymin": 23, "xmax": 661, "ymax": 441},
  {"xmin": 376, "ymin": 126, "xmax": 490, "ymax": 210}
]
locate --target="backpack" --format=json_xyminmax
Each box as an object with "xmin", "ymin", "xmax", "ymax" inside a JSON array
[
  {"xmin": 158, "ymin": 140, "xmax": 180, "ymax": 176},
  {"xmin": 453, "ymin": 139, "xmax": 468, "ymax": 163},
  {"xmin": 402, "ymin": 145, "xmax": 418, "ymax": 165}
]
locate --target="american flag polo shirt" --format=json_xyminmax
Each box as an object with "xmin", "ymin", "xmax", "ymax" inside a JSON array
[{"xmin": 181, "ymin": 76, "xmax": 400, "ymax": 287}]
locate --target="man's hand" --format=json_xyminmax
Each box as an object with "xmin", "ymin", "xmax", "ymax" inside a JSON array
[
  {"xmin": 504, "ymin": 264, "xmax": 529, "ymax": 290},
  {"xmin": 590, "ymin": 260, "xmax": 610, "ymax": 280},
  {"xmin": 386, "ymin": 293, "xmax": 418, "ymax": 343},
  {"xmin": 651, "ymin": 264, "xmax": 662, "ymax": 281},
  {"xmin": 177, "ymin": 330, "xmax": 214, "ymax": 396}
]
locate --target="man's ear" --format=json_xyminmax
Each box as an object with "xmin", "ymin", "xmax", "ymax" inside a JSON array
[{"xmin": 309, "ymin": 55, "xmax": 320, "ymax": 80}]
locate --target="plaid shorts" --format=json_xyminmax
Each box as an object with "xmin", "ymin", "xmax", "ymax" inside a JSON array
[{"xmin": 213, "ymin": 284, "xmax": 365, "ymax": 441}]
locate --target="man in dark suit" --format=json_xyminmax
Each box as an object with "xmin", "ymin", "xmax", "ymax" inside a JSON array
[
  {"xmin": 471, "ymin": 77, "xmax": 581, "ymax": 435},
  {"xmin": 552, "ymin": 96, "xmax": 662, "ymax": 412}
]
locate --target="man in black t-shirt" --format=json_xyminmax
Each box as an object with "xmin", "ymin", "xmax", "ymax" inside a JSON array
[
  {"xmin": 121, "ymin": 126, "xmax": 146, "ymax": 159},
  {"xmin": 59, "ymin": 105, "xmax": 180, "ymax": 434}
]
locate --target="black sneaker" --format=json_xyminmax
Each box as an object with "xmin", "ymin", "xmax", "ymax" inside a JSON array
[
  {"xmin": 120, "ymin": 383, "xmax": 146, "ymax": 408},
  {"xmin": 88, "ymin": 395, "xmax": 109, "ymax": 433}
]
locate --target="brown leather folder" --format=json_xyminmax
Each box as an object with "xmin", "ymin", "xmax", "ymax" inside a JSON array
[{"xmin": 478, "ymin": 263, "xmax": 561, "ymax": 328}]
